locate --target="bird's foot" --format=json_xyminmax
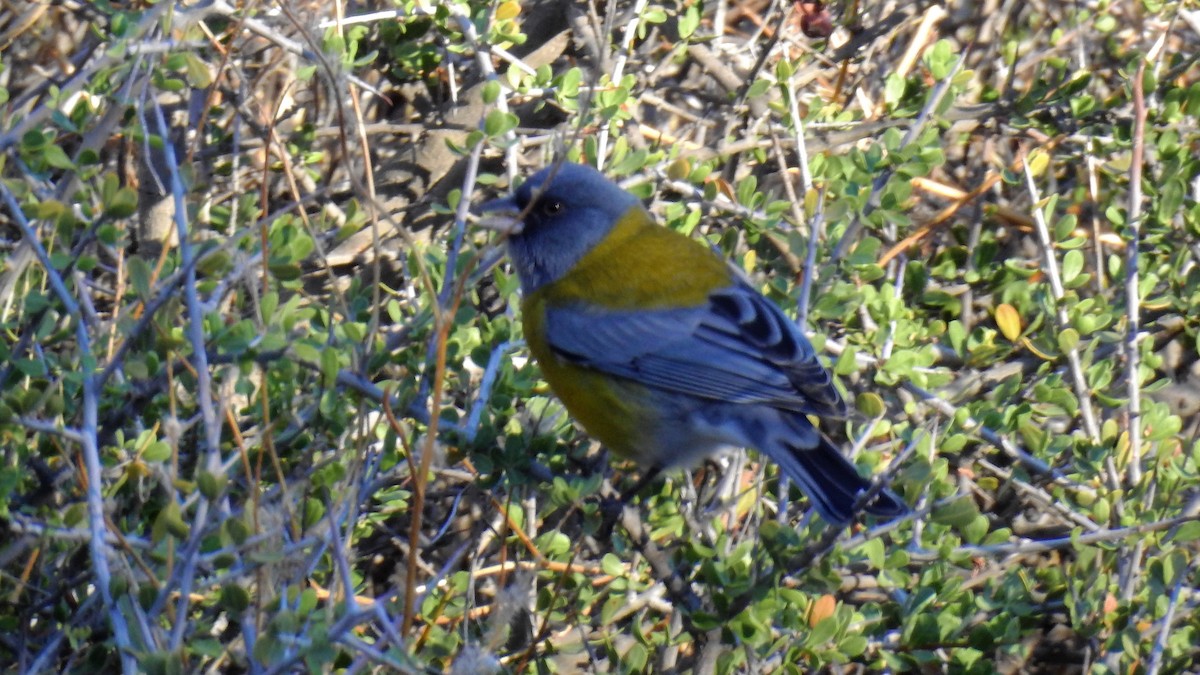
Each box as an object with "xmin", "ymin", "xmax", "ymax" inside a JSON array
[
  {"xmin": 595, "ymin": 466, "xmax": 662, "ymax": 540},
  {"xmin": 596, "ymin": 496, "xmax": 626, "ymax": 541}
]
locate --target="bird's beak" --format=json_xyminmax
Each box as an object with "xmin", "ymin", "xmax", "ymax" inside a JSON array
[{"xmin": 476, "ymin": 196, "xmax": 524, "ymax": 236}]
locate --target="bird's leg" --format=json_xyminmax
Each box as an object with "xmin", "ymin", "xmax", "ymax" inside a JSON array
[
  {"xmin": 619, "ymin": 465, "xmax": 663, "ymax": 504},
  {"xmin": 596, "ymin": 465, "xmax": 664, "ymax": 539}
]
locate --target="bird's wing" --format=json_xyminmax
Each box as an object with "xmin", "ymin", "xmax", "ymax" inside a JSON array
[{"xmin": 542, "ymin": 283, "xmax": 846, "ymax": 417}]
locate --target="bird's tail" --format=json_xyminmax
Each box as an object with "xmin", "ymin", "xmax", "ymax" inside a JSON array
[{"xmin": 760, "ymin": 423, "xmax": 906, "ymax": 525}]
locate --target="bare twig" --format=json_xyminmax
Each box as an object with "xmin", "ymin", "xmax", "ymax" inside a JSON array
[
  {"xmin": 1020, "ymin": 153, "xmax": 1102, "ymax": 442},
  {"xmin": 0, "ymin": 180, "xmax": 137, "ymax": 673},
  {"xmin": 1124, "ymin": 60, "xmax": 1147, "ymax": 486},
  {"xmin": 144, "ymin": 93, "xmax": 225, "ymax": 654},
  {"xmin": 1145, "ymin": 559, "xmax": 1191, "ymax": 675}
]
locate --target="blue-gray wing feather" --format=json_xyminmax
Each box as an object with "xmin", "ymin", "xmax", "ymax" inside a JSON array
[{"xmin": 543, "ymin": 284, "xmax": 846, "ymax": 417}]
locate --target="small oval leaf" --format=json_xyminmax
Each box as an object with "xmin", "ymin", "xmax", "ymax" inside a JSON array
[
  {"xmin": 1058, "ymin": 327, "xmax": 1080, "ymax": 353},
  {"xmin": 809, "ymin": 594, "xmax": 837, "ymax": 628},
  {"xmin": 995, "ymin": 303, "xmax": 1022, "ymax": 341},
  {"xmin": 856, "ymin": 392, "xmax": 886, "ymax": 417}
]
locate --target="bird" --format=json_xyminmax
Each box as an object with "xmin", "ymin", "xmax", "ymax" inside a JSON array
[{"xmin": 478, "ymin": 162, "xmax": 905, "ymax": 525}]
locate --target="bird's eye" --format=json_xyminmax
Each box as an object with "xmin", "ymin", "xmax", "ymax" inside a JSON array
[{"xmin": 540, "ymin": 199, "xmax": 564, "ymax": 216}]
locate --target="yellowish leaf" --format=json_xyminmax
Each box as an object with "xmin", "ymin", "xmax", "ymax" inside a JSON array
[
  {"xmin": 1027, "ymin": 149, "xmax": 1050, "ymax": 177},
  {"xmin": 666, "ymin": 157, "xmax": 691, "ymax": 181},
  {"xmin": 495, "ymin": 1, "xmax": 521, "ymax": 20},
  {"xmin": 995, "ymin": 303, "xmax": 1021, "ymax": 341}
]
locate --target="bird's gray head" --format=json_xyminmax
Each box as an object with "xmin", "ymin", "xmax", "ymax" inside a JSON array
[{"xmin": 479, "ymin": 163, "xmax": 641, "ymax": 292}]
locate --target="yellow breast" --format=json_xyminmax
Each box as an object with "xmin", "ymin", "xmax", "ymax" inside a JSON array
[
  {"xmin": 538, "ymin": 207, "xmax": 731, "ymax": 309},
  {"xmin": 520, "ymin": 207, "xmax": 732, "ymax": 459},
  {"xmin": 522, "ymin": 297, "xmax": 646, "ymax": 458}
]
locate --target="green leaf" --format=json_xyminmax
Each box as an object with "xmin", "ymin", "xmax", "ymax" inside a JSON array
[
  {"xmin": 102, "ymin": 185, "xmax": 137, "ymax": 218},
  {"xmin": 128, "ymin": 256, "xmax": 153, "ymax": 299},
  {"xmin": 932, "ymin": 495, "xmax": 980, "ymax": 527},
  {"xmin": 884, "ymin": 73, "xmax": 907, "ymax": 107},
  {"xmin": 482, "ymin": 80, "xmax": 500, "ymax": 104},
  {"xmin": 744, "ymin": 78, "xmax": 770, "ymax": 100},
  {"xmin": 834, "ymin": 346, "xmax": 858, "ymax": 376},
  {"xmin": 197, "ymin": 470, "xmax": 225, "ymax": 500},
  {"xmin": 679, "ymin": 4, "xmax": 701, "ymax": 38},
  {"xmin": 320, "ymin": 348, "xmax": 339, "ymax": 387},
  {"xmin": 806, "ymin": 615, "xmax": 839, "ymax": 646},
  {"xmin": 963, "ymin": 514, "xmax": 989, "ymax": 544},
  {"xmin": 1053, "ymin": 214, "xmax": 1077, "ymax": 241},
  {"xmin": 1062, "ymin": 249, "xmax": 1084, "ymax": 284},
  {"xmin": 623, "ymin": 643, "xmax": 649, "ymax": 671},
  {"xmin": 926, "ymin": 39, "xmax": 955, "ymax": 80},
  {"xmin": 1170, "ymin": 521, "xmax": 1200, "ymax": 543},
  {"xmin": 600, "ymin": 553, "xmax": 625, "ymax": 577},
  {"xmin": 221, "ymin": 584, "xmax": 251, "ymax": 613},
  {"xmin": 857, "ymin": 537, "xmax": 886, "ymax": 569},
  {"xmin": 43, "ymin": 145, "xmax": 74, "ymax": 170},
  {"xmin": 483, "ymin": 110, "xmax": 517, "ymax": 137},
  {"xmin": 153, "ymin": 501, "xmax": 190, "ymax": 542},
  {"xmin": 558, "ymin": 67, "xmax": 582, "ymax": 100},
  {"xmin": 143, "ymin": 441, "xmax": 172, "ymax": 462},
  {"xmin": 1057, "ymin": 328, "xmax": 1080, "ymax": 353},
  {"xmin": 183, "ymin": 53, "xmax": 214, "ymax": 88}
]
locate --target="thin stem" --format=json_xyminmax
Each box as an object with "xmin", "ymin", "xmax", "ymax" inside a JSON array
[
  {"xmin": 1021, "ymin": 156, "xmax": 1101, "ymax": 443},
  {"xmin": 1124, "ymin": 60, "xmax": 1147, "ymax": 486}
]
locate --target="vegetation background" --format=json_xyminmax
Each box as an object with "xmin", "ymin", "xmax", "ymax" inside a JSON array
[{"xmin": 1, "ymin": 0, "xmax": 1199, "ymax": 672}]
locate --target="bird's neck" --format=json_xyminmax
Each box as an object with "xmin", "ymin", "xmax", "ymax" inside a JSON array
[
  {"xmin": 509, "ymin": 207, "xmax": 653, "ymax": 293},
  {"xmin": 531, "ymin": 210, "xmax": 731, "ymax": 310}
]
